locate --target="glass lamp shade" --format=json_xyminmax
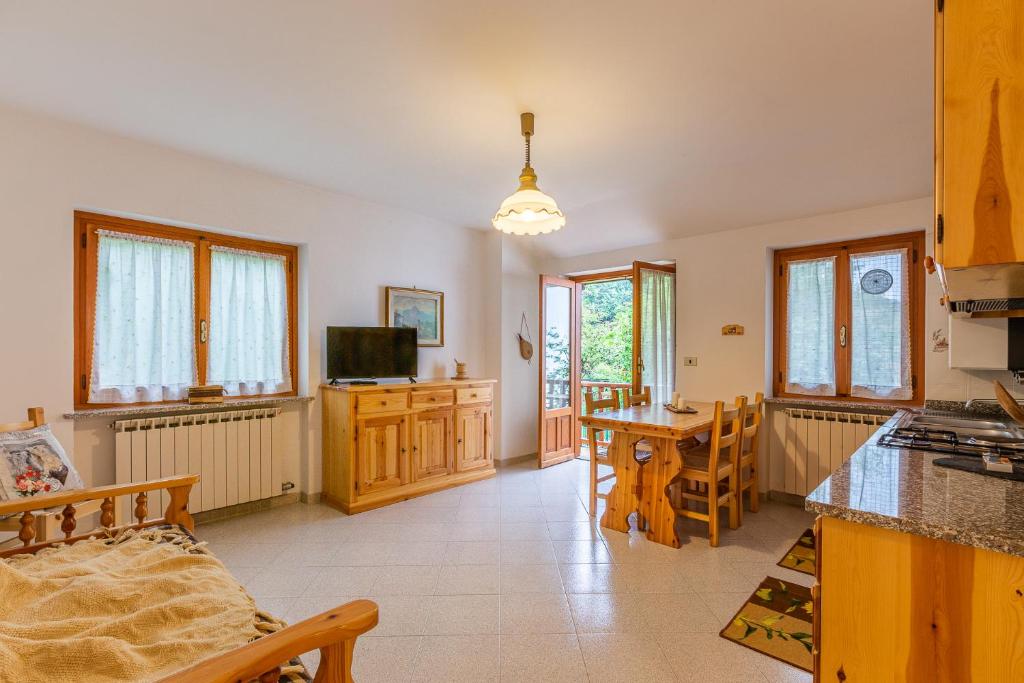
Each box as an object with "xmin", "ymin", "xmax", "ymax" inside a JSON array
[{"xmin": 492, "ymin": 187, "xmax": 566, "ymax": 236}]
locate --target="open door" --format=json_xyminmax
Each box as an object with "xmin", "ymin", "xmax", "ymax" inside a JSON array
[
  {"xmin": 632, "ymin": 261, "xmax": 676, "ymax": 404},
  {"xmin": 538, "ymin": 275, "xmax": 578, "ymax": 468}
]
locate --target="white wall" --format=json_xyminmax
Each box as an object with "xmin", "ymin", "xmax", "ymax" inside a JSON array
[
  {"xmin": 499, "ymin": 238, "xmax": 542, "ymax": 461},
  {"xmin": 0, "ymin": 104, "xmax": 495, "ymax": 493},
  {"xmin": 542, "ymin": 197, "xmax": 1022, "ymax": 404}
]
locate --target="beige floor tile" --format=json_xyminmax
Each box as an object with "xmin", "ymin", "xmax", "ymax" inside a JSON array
[
  {"xmin": 435, "ymin": 564, "xmax": 500, "ymax": 595},
  {"xmin": 365, "ymin": 595, "xmax": 431, "ymax": 637},
  {"xmin": 559, "ymin": 562, "xmax": 632, "ymax": 594},
  {"xmin": 578, "ymin": 633, "xmax": 677, "ymax": 683},
  {"xmin": 305, "ymin": 565, "xmax": 379, "ymax": 596},
  {"xmin": 552, "ymin": 539, "xmax": 613, "ymax": 564},
  {"xmin": 696, "ymin": 591, "xmax": 754, "ymax": 627},
  {"xmin": 499, "ymin": 563, "xmax": 565, "ymax": 593},
  {"xmin": 655, "ymin": 631, "xmax": 768, "ymax": 682},
  {"xmin": 620, "ymin": 562, "xmax": 694, "ymax": 593},
  {"xmin": 443, "ymin": 540, "xmax": 500, "ymax": 565},
  {"xmin": 499, "ymin": 634, "xmax": 587, "ymax": 682},
  {"xmin": 410, "ymin": 635, "xmax": 499, "ymax": 682},
  {"xmin": 547, "ymin": 520, "xmax": 604, "ymax": 541},
  {"xmin": 456, "ymin": 507, "xmax": 499, "ymax": 523},
  {"xmin": 567, "ymin": 593, "xmax": 648, "ymax": 633},
  {"xmin": 500, "ymin": 540, "xmax": 556, "ymax": 564},
  {"xmin": 499, "ymin": 522, "xmax": 550, "ymax": 540},
  {"xmin": 755, "ymin": 656, "xmax": 813, "ymax": 683},
  {"xmin": 499, "ymin": 507, "xmax": 549, "ymax": 523},
  {"xmin": 247, "ymin": 565, "xmax": 320, "ymax": 598},
  {"xmin": 385, "ymin": 541, "xmax": 447, "ymax": 565},
  {"xmin": 351, "ymin": 635, "xmax": 423, "ymax": 682},
  {"xmin": 634, "ymin": 592, "xmax": 722, "ymax": 633},
  {"xmin": 287, "ymin": 595, "xmax": 363, "ymax": 624},
  {"xmin": 330, "ymin": 542, "xmax": 396, "ymax": 566},
  {"xmin": 448, "ymin": 521, "xmax": 500, "ymax": 541},
  {"xmin": 422, "ymin": 595, "xmax": 500, "ymax": 635},
  {"xmin": 499, "ymin": 593, "xmax": 574, "ymax": 634},
  {"xmin": 370, "ymin": 564, "xmax": 440, "ymax": 595}
]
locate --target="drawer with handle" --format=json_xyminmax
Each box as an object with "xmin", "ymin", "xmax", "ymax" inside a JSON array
[
  {"xmin": 356, "ymin": 392, "xmax": 409, "ymax": 415},
  {"xmin": 411, "ymin": 389, "xmax": 454, "ymax": 409},
  {"xmin": 456, "ymin": 386, "xmax": 492, "ymax": 405}
]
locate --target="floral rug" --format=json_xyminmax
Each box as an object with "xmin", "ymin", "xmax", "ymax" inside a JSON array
[
  {"xmin": 720, "ymin": 576, "xmax": 813, "ymax": 672},
  {"xmin": 777, "ymin": 527, "xmax": 816, "ymax": 576}
]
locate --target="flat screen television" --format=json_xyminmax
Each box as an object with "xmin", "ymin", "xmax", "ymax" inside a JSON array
[{"xmin": 326, "ymin": 326, "xmax": 418, "ymax": 381}]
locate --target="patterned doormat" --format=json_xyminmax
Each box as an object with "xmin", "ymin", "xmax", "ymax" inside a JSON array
[
  {"xmin": 777, "ymin": 527, "xmax": 815, "ymax": 576},
  {"xmin": 720, "ymin": 577, "xmax": 814, "ymax": 672}
]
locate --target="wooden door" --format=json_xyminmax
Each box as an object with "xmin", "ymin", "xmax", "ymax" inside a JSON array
[
  {"xmin": 412, "ymin": 409, "xmax": 453, "ymax": 480},
  {"xmin": 631, "ymin": 261, "xmax": 676, "ymax": 403},
  {"xmin": 538, "ymin": 275, "xmax": 578, "ymax": 468},
  {"xmin": 456, "ymin": 406, "xmax": 491, "ymax": 472},
  {"xmin": 355, "ymin": 414, "xmax": 408, "ymax": 494},
  {"xmin": 938, "ymin": 0, "xmax": 1024, "ymax": 267}
]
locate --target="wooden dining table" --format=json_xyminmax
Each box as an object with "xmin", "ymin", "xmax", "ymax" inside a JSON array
[{"xmin": 578, "ymin": 401, "xmax": 717, "ymax": 548}]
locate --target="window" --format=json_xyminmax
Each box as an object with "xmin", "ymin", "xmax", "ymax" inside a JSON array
[
  {"xmin": 773, "ymin": 232, "xmax": 924, "ymax": 404},
  {"xmin": 74, "ymin": 212, "xmax": 298, "ymax": 407}
]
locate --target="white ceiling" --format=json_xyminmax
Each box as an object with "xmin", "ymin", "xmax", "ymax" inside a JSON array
[{"xmin": 0, "ymin": 1, "xmax": 933, "ymax": 257}]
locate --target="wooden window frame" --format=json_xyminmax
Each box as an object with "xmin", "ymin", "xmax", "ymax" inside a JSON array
[
  {"xmin": 772, "ymin": 231, "xmax": 925, "ymax": 406},
  {"xmin": 73, "ymin": 211, "xmax": 299, "ymax": 409}
]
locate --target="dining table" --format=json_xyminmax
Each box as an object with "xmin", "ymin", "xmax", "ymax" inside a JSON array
[{"xmin": 578, "ymin": 401, "xmax": 717, "ymax": 548}]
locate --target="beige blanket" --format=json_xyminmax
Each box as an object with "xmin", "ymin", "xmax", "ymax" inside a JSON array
[{"xmin": 0, "ymin": 528, "xmax": 278, "ymax": 682}]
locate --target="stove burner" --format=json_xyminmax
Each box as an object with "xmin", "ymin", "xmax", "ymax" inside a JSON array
[{"xmin": 878, "ymin": 425, "xmax": 1024, "ymax": 459}]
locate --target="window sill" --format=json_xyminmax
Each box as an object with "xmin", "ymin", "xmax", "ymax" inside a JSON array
[
  {"xmin": 64, "ymin": 395, "xmax": 314, "ymax": 421},
  {"xmin": 765, "ymin": 395, "xmax": 917, "ymax": 414}
]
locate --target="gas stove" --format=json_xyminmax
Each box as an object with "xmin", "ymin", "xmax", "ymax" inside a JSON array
[{"xmin": 878, "ymin": 426, "xmax": 1024, "ymax": 460}]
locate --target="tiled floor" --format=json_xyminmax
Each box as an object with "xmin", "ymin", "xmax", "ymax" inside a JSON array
[{"xmin": 196, "ymin": 459, "xmax": 815, "ymax": 682}]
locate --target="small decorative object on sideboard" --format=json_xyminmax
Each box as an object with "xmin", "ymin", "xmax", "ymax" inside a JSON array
[
  {"xmin": 453, "ymin": 359, "xmax": 469, "ymax": 380},
  {"xmin": 187, "ymin": 385, "xmax": 224, "ymax": 404}
]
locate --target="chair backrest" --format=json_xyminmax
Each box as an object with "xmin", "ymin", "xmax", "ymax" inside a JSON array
[
  {"xmin": 584, "ymin": 389, "xmax": 620, "ymax": 415},
  {"xmin": 707, "ymin": 396, "xmax": 747, "ymax": 475},
  {"xmin": 741, "ymin": 392, "xmax": 764, "ymax": 458},
  {"xmin": 0, "ymin": 407, "xmax": 45, "ymax": 433},
  {"xmin": 625, "ymin": 386, "xmax": 652, "ymax": 407}
]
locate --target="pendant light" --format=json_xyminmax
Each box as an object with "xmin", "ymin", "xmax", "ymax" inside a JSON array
[{"xmin": 492, "ymin": 112, "xmax": 565, "ymax": 236}]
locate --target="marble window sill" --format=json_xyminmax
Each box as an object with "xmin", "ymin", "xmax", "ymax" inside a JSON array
[{"xmin": 64, "ymin": 395, "xmax": 314, "ymax": 421}]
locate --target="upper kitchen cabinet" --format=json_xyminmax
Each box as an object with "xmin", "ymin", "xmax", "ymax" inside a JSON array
[{"xmin": 937, "ymin": 0, "xmax": 1024, "ymax": 269}]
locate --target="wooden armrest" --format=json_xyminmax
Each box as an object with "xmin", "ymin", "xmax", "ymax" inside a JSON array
[
  {"xmin": 0, "ymin": 475, "xmax": 198, "ymax": 518},
  {"xmin": 158, "ymin": 600, "xmax": 379, "ymax": 683}
]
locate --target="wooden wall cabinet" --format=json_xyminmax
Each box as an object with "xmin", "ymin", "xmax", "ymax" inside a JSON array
[
  {"xmin": 936, "ymin": 0, "xmax": 1024, "ymax": 268},
  {"xmin": 322, "ymin": 379, "xmax": 496, "ymax": 514}
]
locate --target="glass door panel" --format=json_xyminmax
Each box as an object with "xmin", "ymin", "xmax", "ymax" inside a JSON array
[
  {"xmin": 538, "ymin": 275, "xmax": 577, "ymax": 468},
  {"xmin": 632, "ymin": 261, "xmax": 676, "ymax": 404}
]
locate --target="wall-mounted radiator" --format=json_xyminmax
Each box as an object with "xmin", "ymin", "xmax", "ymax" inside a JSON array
[
  {"xmin": 114, "ymin": 407, "xmax": 283, "ymax": 519},
  {"xmin": 768, "ymin": 408, "xmax": 890, "ymax": 497}
]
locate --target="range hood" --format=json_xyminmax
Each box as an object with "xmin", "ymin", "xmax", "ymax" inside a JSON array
[{"xmin": 939, "ymin": 263, "xmax": 1024, "ymax": 317}]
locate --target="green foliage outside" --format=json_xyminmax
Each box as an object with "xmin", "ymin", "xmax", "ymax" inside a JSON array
[{"xmin": 581, "ymin": 279, "xmax": 632, "ymax": 384}]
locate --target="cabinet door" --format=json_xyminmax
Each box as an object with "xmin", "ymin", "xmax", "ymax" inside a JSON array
[
  {"xmin": 940, "ymin": 0, "xmax": 1024, "ymax": 267},
  {"xmin": 356, "ymin": 414, "xmax": 408, "ymax": 494},
  {"xmin": 412, "ymin": 409, "xmax": 453, "ymax": 481},
  {"xmin": 456, "ymin": 407, "xmax": 492, "ymax": 472}
]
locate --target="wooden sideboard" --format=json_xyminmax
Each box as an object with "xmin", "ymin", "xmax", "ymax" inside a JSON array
[{"xmin": 321, "ymin": 379, "xmax": 496, "ymax": 514}]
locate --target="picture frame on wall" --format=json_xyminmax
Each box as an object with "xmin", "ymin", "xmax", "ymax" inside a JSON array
[{"xmin": 385, "ymin": 286, "xmax": 445, "ymax": 347}]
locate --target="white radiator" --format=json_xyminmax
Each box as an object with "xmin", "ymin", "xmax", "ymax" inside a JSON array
[
  {"xmin": 114, "ymin": 407, "xmax": 283, "ymax": 519},
  {"xmin": 769, "ymin": 408, "xmax": 889, "ymax": 496}
]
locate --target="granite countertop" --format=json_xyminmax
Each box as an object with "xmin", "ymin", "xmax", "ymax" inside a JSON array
[{"xmin": 806, "ymin": 410, "xmax": 1024, "ymax": 558}]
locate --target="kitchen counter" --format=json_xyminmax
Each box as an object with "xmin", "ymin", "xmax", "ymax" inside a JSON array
[{"xmin": 806, "ymin": 410, "xmax": 1024, "ymax": 557}]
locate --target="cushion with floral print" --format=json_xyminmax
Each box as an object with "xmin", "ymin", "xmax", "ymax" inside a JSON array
[{"xmin": 0, "ymin": 425, "xmax": 84, "ymax": 502}]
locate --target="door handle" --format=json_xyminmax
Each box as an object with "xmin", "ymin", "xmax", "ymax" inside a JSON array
[
  {"xmin": 839, "ymin": 325, "xmax": 848, "ymax": 348},
  {"xmin": 199, "ymin": 319, "xmax": 208, "ymax": 344}
]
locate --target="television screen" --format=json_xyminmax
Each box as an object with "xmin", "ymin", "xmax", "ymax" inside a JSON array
[{"xmin": 326, "ymin": 327, "xmax": 418, "ymax": 379}]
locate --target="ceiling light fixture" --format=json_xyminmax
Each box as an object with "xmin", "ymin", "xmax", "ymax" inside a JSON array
[{"xmin": 492, "ymin": 112, "xmax": 565, "ymax": 236}]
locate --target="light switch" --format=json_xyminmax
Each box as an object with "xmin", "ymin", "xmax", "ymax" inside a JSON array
[{"xmin": 683, "ymin": 357, "xmax": 698, "ymax": 367}]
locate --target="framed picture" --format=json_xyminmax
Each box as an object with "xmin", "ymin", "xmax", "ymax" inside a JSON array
[{"xmin": 386, "ymin": 286, "xmax": 445, "ymax": 347}]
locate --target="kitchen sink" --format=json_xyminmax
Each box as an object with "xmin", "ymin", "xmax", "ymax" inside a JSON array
[{"xmin": 908, "ymin": 414, "xmax": 1024, "ymax": 443}]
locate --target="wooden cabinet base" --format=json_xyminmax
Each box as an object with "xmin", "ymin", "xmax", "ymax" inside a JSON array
[
  {"xmin": 321, "ymin": 380, "xmax": 496, "ymax": 515},
  {"xmin": 817, "ymin": 516, "xmax": 1024, "ymax": 681},
  {"xmin": 322, "ymin": 468, "xmax": 495, "ymax": 515}
]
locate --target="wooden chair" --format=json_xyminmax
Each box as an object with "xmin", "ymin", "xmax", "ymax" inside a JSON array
[
  {"xmin": 0, "ymin": 408, "xmax": 108, "ymax": 547},
  {"xmin": 735, "ymin": 392, "xmax": 764, "ymax": 524},
  {"xmin": 585, "ymin": 388, "xmax": 620, "ymax": 517},
  {"xmin": 667, "ymin": 396, "xmax": 747, "ymax": 546},
  {"xmin": 624, "ymin": 386, "xmax": 652, "ymax": 407}
]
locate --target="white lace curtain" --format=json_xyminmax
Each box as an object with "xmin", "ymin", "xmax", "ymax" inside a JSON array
[
  {"xmin": 785, "ymin": 256, "xmax": 835, "ymax": 395},
  {"xmin": 90, "ymin": 231, "xmax": 196, "ymax": 403},
  {"xmin": 850, "ymin": 249, "xmax": 911, "ymax": 400},
  {"xmin": 207, "ymin": 246, "xmax": 292, "ymax": 396},
  {"xmin": 639, "ymin": 267, "xmax": 675, "ymax": 404}
]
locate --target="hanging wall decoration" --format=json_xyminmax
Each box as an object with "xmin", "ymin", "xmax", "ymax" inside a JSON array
[{"xmin": 516, "ymin": 312, "xmax": 534, "ymax": 363}]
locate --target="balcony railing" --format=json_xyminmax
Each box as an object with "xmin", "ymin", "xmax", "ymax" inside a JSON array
[{"xmin": 580, "ymin": 381, "xmax": 631, "ymax": 454}]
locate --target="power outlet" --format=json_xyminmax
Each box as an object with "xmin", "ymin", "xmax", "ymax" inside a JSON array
[{"xmin": 683, "ymin": 357, "xmax": 698, "ymax": 367}]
